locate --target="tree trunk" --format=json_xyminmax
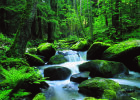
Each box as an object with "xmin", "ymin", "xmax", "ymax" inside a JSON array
[
  {"xmin": 6, "ymin": 0, "xmax": 37, "ymax": 57},
  {"xmin": 112, "ymin": 0, "xmax": 120, "ymax": 33},
  {"xmin": 0, "ymin": 0, "xmax": 8, "ymax": 35},
  {"xmin": 37, "ymin": 9, "xmax": 43, "ymax": 39},
  {"xmin": 89, "ymin": 0, "xmax": 93, "ymax": 39}
]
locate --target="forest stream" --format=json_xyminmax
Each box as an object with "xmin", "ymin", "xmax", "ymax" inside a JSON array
[{"xmin": 38, "ymin": 50, "xmax": 140, "ymax": 100}]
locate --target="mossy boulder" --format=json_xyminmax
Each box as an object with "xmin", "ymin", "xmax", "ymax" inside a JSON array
[
  {"xmin": 71, "ymin": 40, "xmax": 90, "ymax": 51},
  {"xmin": 33, "ymin": 93, "xmax": 46, "ymax": 100},
  {"xmin": 24, "ymin": 53, "xmax": 45, "ymax": 66},
  {"xmin": 70, "ymin": 71, "xmax": 90, "ymax": 83},
  {"xmin": 27, "ymin": 48, "xmax": 37, "ymax": 54},
  {"xmin": 84, "ymin": 97, "xmax": 108, "ymax": 100},
  {"xmin": 37, "ymin": 43, "xmax": 56, "ymax": 61},
  {"xmin": 78, "ymin": 77, "xmax": 120, "ymax": 99},
  {"xmin": 87, "ymin": 42, "xmax": 111, "ymax": 60},
  {"xmin": 48, "ymin": 54, "xmax": 68, "ymax": 64},
  {"xmin": 133, "ymin": 55, "xmax": 140, "ymax": 71},
  {"xmin": 0, "ymin": 58, "xmax": 29, "ymax": 69},
  {"xmin": 78, "ymin": 60, "xmax": 128, "ymax": 78},
  {"xmin": 44, "ymin": 66, "xmax": 71, "ymax": 80},
  {"xmin": 102, "ymin": 40, "xmax": 140, "ymax": 72}
]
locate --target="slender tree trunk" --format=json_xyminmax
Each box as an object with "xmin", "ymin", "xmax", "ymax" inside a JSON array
[
  {"xmin": 0, "ymin": 0, "xmax": 8, "ymax": 35},
  {"xmin": 7, "ymin": 0, "xmax": 37, "ymax": 57},
  {"xmin": 89, "ymin": 0, "xmax": 93, "ymax": 39},
  {"xmin": 47, "ymin": 0, "xmax": 57, "ymax": 43},
  {"xmin": 104, "ymin": 1, "xmax": 108, "ymax": 27},
  {"xmin": 37, "ymin": 9, "xmax": 43, "ymax": 39},
  {"xmin": 76, "ymin": 0, "xmax": 86, "ymax": 37},
  {"xmin": 112, "ymin": 0, "xmax": 120, "ymax": 34}
]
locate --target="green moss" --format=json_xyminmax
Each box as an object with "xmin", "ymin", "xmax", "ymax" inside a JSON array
[
  {"xmin": 84, "ymin": 97, "xmax": 108, "ymax": 100},
  {"xmin": 79, "ymin": 77, "xmax": 120, "ymax": 91},
  {"xmin": 33, "ymin": 93, "xmax": 46, "ymax": 100},
  {"xmin": 48, "ymin": 54, "xmax": 67, "ymax": 64},
  {"xmin": 99, "ymin": 60, "xmax": 126, "ymax": 77},
  {"xmin": 27, "ymin": 48, "xmax": 37, "ymax": 54},
  {"xmin": 103, "ymin": 40, "xmax": 140, "ymax": 59},
  {"xmin": 102, "ymin": 89, "xmax": 116, "ymax": 99},
  {"xmin": 24, "ymin": 53, "xmax": 45, "ymax": 66},
  {"xmin": 38, "ymin": 43, "xmax": 54, "ymax": 52},
  {"xmin": 89, "ymin": 42, "xmax": 111, "ymax": 50},
  {"xmin": 37, "ymin": 43, "xmax": 56, "ymax": 59},
  {"xmin": 71, "ymin": 40, "xmax": 89, "ymax": 51}
]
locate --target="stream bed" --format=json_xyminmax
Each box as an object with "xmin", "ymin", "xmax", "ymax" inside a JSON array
[{"xmin": 38, "ymin": 50, "xmax": 140, "ymax": 100}]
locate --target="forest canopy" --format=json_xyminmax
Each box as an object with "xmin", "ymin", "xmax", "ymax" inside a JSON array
[{"xmin": 0, "ymin": 0, "xmax": 140, "ymax": 57}]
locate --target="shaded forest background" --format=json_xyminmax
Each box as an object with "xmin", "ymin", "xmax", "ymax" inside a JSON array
[{"xmin": 0, "ymin": 0, "xmax": 140, "ymax": 57}]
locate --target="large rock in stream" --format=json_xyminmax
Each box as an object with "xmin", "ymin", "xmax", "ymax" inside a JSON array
[
  {"xmin": 44, "ymin": 66, "xmax": 71, "ymax": 80},
  {"xmin": 37, "ymin": 43, "xmax": 56, "ymax": 61},
  {"xmin": 24, "ymin": 53, "xmax": 45, "ymax": 66},
  {"xmin": 101, "ymin": 40, "xmax": 140, "ymax": 72},
  {"xmin": 78, "ymin": 77, "xmax": 121, "ymax": 99},
  {"xmin": 87, "ymin": 42, "xmax": 111, "ymax": 60},
  {"xmin": 47, "ymin": 54, "xmax": 68, "ymax": 64},
  {"xmin": 78, "ymin": 60, "xmax": 129, "ymax": 78},
  {"xmin": 71, "ymin": 40, "xmax": 90, "ymax": 51},
  {"xmin": 70, "ymin": 71, "xmax": 90, "ymax": 83}
]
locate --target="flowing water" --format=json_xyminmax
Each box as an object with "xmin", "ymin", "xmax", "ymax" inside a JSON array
[
  {"xmin": 39, "ymin": 50, "xmax": 87, "ymax": 100},
  {"xmin": 38, "ymin": 50, "xmax": 140, "ymax": 100}
]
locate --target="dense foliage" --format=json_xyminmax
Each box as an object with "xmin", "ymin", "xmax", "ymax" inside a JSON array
[{"xmin": 0, "ymin": 0, "xmax": 140, "ymax": 99}]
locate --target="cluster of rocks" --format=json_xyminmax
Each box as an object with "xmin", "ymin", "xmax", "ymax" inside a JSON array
[{"xmin": 24, "ymin": 39, "xmax": 140, "ymax": 99}]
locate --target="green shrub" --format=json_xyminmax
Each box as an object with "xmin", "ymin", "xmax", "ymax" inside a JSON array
[
  {"xmin": 0, "ymin": 66, "xmax": 47, "ymax": 100},
  {"xmin": 33, "ymin": 93, "xmax": 46, "ymax": 100}
]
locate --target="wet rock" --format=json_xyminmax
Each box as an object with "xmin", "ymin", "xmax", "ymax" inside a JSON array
[
  {"xmin": 37, "ymin": 43, "xmax": 56, "ymax": 61},
  {"xmin": 24, "ymin": 53, "xmax": 45, "ymax": 66},
  {"xmin": 70, "ymin": 71, "xmax": 90, "ymax": 83},
  {"xmin": 87, "ymin": 42, "xmax": 111, "ymax": 60},
  {"xmin": 116, "ymin": 85, "xmax": 140, "ymax": 100},
  {"xmin": 63, "ymin": 83, "xmax": 79, "ymax": 92},
  {"xmin": 102, "ymin": 40, "xmax": 140, "ymax": 72},
  {"xmin": 78, "ymin": 60, "xmax": 129, "ymax": 78},
  {"xmin": 78, "ymin": 77, "xmax": 120, "ymax": 99},
  {"xmin": 44, "ymin": 66, "xmax": 71, "ymax": 80},
  {"xmin": 71, "ymin": 40, "xmax": 90, "ymax": 51},
  {"xmin": 27, "ymin": 48, "xmax": 37, "ymax": 54},
  {"xmin": 133, "ymin": 55, "xmax": 140, "ymax": 71},
  {"xmin": 48, "ymin": 54, "xmax": 68, "ymax": 64}
]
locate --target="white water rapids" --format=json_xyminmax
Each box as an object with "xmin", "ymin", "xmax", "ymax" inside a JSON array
[{"xmin": 38, "ymin": 50, "xmax": 140, "ymax": 100}]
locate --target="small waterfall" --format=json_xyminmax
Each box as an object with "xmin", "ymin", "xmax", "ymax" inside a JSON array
[
  {"xmin": 39, "ymin": 50, "xmax": 87, "ymax": 100},
  {"xmin": 57, "ymin": 50, "xmax": 87, "ymax": 62}
]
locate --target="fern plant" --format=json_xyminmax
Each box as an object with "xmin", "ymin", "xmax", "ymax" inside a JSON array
[{"xmin": 0, "ymin": 66, "xmax": 47, "ymax": 100}]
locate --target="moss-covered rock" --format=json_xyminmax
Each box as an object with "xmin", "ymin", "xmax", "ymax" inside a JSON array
[
  {"xmin": 133, "ymin": 55, "xmax": 140, "ymax": 71},
  {"xmin": 70, "ymin": 71, "xmax": 90, "ymax": 83},
  {"xmin": 27, "ymin": 48, "xmax": 37, "ymax": 54},
  {"xmin": 37, "ymin": 43, "xmax": 56, "ymax": 61},
  {"xmin": 0, "ymin": 58, "xmax": 29, "ymax": 69},
  {"xmin": 48, "ymin": 54, "xmax": 68, "ymax": 64},
  {"xmin": 44, "ymin": 66, "xmax": 71, "ymax": 80},
  {"xmin": 33, "ymin": 93, "xmax": 46, "ymax": 100},
  {"xmin": 78, "ymin": 60, "xmax": 128, "ymax": 78},
  {"xmin": 84, "ymin": 97, "xmax": 108, "ymax": 100},
  {"xmin": 79, "ymin": 77, "xmax": 120, "ymax": 99},
  {"xmin": 71, "ymin": 40, "xmax": 90, "ymax": 51},
  {"xmin": 102, "ymin": 40, "xmax": 140, "ymax": 72},
  {"xmin": 87, "ymin": 42, "xmax": 111, "ymax": 60},
  {"xmin": 24, "ymin": 53, "xmax": 45, "ymax": 66}
]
